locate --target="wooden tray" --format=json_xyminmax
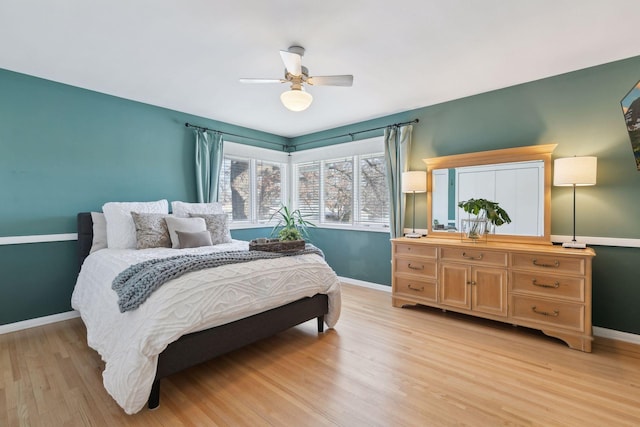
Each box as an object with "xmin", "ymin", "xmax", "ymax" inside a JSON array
[{"xmin": 249, "ymin": 239, "xmax": 305, "ymax": 253}]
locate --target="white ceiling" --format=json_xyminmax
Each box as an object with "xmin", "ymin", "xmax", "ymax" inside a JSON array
[{"xmin": 1, "ymin": 1, "xmax": 638, "ymax": 138}]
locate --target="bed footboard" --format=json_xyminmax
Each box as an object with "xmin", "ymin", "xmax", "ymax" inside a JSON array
[{"xmin": 149, "ymin": 293, "xmax": 329, "ymax": 409}]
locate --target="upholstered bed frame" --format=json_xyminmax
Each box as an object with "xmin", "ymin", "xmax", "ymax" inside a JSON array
[{"xmin": 76, "ymin": 213, "xmax": 329, "ymax": 409}]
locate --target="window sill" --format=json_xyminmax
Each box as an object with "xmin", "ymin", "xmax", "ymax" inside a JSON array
[
  {"xmin": 229, "ymin": 222, "xmax": 390, "ymax": 234},
  {"xmin": 229, "ymin": 222, "xmax": 274, "ymax": 230},
  {"xmin": 315, "ymin": 224, "xmax": 390, "ymax": 233}
]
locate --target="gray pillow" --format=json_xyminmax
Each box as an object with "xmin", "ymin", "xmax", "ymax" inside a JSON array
[
  {"xmin": 189, "ymin": 213, "xmax": 232, "ymax": 245},
  {"xmin": 175, "ymin": 230, "xmax": 213, "ymax": 249},
  {"xmin": 131, "ymin": 212, "xmax": 171, "ymax": 249},
  {"xmin": 164, "ymin": 216, "xmax": 207, "ymax": 248}
]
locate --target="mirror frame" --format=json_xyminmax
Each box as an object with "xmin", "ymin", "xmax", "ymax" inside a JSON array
[{"xmin": 423, "ymin": 144, "xmax": 557, "ymax": 245}]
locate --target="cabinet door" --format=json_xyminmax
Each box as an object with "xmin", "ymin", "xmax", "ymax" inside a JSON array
[
  {"xmin": 472, "ymin": 267, "xmax": 508, "ymax": 317},
  {"xmin": 439, "ymin": 263, "xmax": 471, "ymax": 310}
]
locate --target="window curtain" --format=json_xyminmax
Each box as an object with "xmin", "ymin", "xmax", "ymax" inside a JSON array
[
  {"xmin": 384, "ymin": 125, "xmax": 413, "ymax": 238},
  {"xmin": 194, "ymin": 129, "xmax": 224, "ymax": 203}
]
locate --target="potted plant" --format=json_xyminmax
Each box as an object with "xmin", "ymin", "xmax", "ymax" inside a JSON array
[
  {"xmin": 457, "ymin": 198, "xmax": 511, "ymax": 240},
  {"xmin": 270, "ymin": 205, "xmax": 316, "ymax": 241}
]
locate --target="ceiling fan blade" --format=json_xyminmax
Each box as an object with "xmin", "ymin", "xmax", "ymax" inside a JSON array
[
  {"xmin": 279, "ymin": 50, "xmax": 302, "ymax": 76},
  {"xmin": 307, "ymin": 75, "xmax": 354, "ymax": 87},
  {"xmin": 239, "ymin": 78, "xmax": 286, "ymax": 84}
]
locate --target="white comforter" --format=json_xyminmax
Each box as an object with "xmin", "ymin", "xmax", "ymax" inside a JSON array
[{"xmin": 71, "ymin": 240, "xmax": 341, "ymax": 414}]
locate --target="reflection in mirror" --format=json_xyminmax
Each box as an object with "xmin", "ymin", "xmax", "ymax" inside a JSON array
[
  {"xmin": 431, "ymin": 160, "xmax": 544, "ymax": 236},
  {"xmin": 424, "ymin": 144, "xmax": 556, "ymax": 245}
]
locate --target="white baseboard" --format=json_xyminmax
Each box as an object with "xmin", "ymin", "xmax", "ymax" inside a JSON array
[
  {"xmin": 338, "ymin": 276, "xmax": 391, "ymax": 292},
  {"xmin": 0, "ymin": 310, "xmax": 80, "ymax": 335},
  {"xmin": 593, "ymin": 326, "xmax": 640, "ymax": 345}
]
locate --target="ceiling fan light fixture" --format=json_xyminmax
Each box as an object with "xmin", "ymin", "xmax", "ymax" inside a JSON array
[{"xmin": 280, "ymin": 87, "xmax": 313, "ymax": 112}]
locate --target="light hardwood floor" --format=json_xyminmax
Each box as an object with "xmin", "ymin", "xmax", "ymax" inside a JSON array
[{"xmin": 1, "ymin": 283, "xmax": 639, "ymax": 426}]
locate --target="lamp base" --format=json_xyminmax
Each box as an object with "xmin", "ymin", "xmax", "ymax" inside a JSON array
[
  {"xmin": 562, "ymin": 241, "xmax": 587, "ymax": 249},
  {"xmin": 404, "ymin": 232, "xmax": 422, "ymax": 238}
]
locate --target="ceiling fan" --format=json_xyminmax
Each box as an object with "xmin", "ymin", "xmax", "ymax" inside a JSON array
[{"xmin": 240, "ymin": 46, "xmax": 354, "ymax": 112}]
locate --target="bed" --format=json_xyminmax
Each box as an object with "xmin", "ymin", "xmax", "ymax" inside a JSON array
[{"xmin": 72, "ymin": 211, "xmax": 341, "ymax": 414}]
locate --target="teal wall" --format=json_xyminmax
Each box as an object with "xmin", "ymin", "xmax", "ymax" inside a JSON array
[
  {"xmin": 290, "ymin": 56, "xmax": 640, "ymax": 335},
  {"xmin": 0, "ymin": 68, "xmax": 286, "ymax": 325},
  {"xmin": 292, "ymin": 57, "xmax": 640, "ymax": 240},
  {"xmin": 0, "ymin": 241, "xmax": 78, "ymax": 324},
  {"xmin": 308, "ymin": 229, "xmax": 392, "ymax": 285},
  {"xmin": 232, "ymin": 227, "xmax": 393, "ymax": 285},
  {"xmin": 2, "ymin": 55, "xmax": 640, "ymax": 335},
  {"xmin": 230, "ymin": 227, "xmax": 271, "ymax": 242}
]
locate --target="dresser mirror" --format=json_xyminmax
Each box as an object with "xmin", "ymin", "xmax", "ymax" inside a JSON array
[{"xmin": 423, "ymin": 144, "xmax": 556, "ymax": 245}]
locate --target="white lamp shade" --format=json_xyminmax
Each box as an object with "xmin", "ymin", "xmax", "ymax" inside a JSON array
[
  {"xmin": 553, "ymin": 156, "xmax": 597, "ymax": 186},
  {"xmin": 280, "ymin": 88, "xmax": 313, "ymax": 111},
  {"xmin": 402, "ymin": 171, "xmax": 427, "ymax": 193}
]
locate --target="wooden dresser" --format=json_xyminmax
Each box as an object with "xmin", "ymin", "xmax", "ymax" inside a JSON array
[{"xmin": 392, "ymin": 237, "xmax": 596, "ymax": 352}]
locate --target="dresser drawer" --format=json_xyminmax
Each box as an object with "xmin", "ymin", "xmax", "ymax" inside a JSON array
[
  {"xmin": 395, "ymin": 258, "xmax": 437, "ymax": 278},
  {"xmin": 511, "ymin": 253, "xmax": 585, "ymax": 275},
  {"xmin": 440, "ymin": 247, "xmax": 508, "ymax": 267},
  {"xmin": 511, "ymin": 295, "xmax": 584, "ymax": 331},
  {"xmin": 394, "ymin": 277, "xmax": 437, "ymax": 302},
  {"xmin": 511, "ymin": 272, "xmax": 585, "ymax": 302},
  {"xmin": 395, "ymin": 243, "xmax": 437, "ymax": 258}
]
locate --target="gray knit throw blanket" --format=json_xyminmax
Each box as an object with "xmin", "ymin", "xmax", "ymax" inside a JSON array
[{"xmin": 112, "ymin": 245, "xmax": 324, "ymax": 313}]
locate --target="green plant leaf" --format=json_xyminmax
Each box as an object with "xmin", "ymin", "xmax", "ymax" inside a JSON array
[
  {"xmin": 269, "ymin": 204, "xmax": 317, "ymax": 241},
  {"xmin": 458, "ymin": 198, "xmax": 511, "ymax": 226}
]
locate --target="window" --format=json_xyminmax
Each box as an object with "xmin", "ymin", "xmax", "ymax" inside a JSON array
[
  {"xmin": 296, "ymin": 162, "xmax": 320, "ymax": 221},
  {"xmin": 256, "ymin": 160, "xmax": 282, "ymax": 221},
  {"xmin": 359, "ymin": 153, "xmax": 389, "ymax": 225},
  {"xmin": 292, "ymin": 137, "xmax": 389, "ymax": 229},
  {"xmin": 324, "ymin": 157, "xmax": 353, "ymax": 223},
  {"xmin": 218, "ymin": 142, "xmax": 288, "ymax": 225},
  {"xmin": 219, "ymin": 157, "xmax": 251, "ymax": 221},
  {"xmin": 218, "ymin": 138, "xmax": 389, "ymax": 230}
]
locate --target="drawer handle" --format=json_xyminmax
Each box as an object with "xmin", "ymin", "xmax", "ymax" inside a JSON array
[
  {"xmin": 466, "ymin": 281, "xmax": 476, "ymax": 285},
  {"xmin": 462, "ymin": 252, "xmax": 483, "ymax": 260},
  {"xmin": 408, "ymin": 263, "xmax": 424, "ymax": 270},
  {"xmin": 531, "ymin": 306, "xmax": 559, "ymax": 317},
  {"xmin": 532, "ymin": 279, "xmax": 560, "ymax": 289},
  {"xmin": 408, "ymin": 284, "xmax": 424, "ymax": 292},
  {"xmin": 532, "ymin": 259, "xmax": 560, "ymax": 268}
]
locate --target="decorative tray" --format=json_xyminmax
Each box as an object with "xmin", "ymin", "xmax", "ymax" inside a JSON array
[{"xmin": 248, "ymin": 238, "xmax": 305, "ymax": 253}]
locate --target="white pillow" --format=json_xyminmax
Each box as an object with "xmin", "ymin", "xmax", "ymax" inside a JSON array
[
  {"xmin": 164, "ymin": 216, "xmax": 207, "ymax": 248},
  {"xmin": 171, "ymin": 201, "xmax": 224, "ymax": 218},
  {"xmin": 90, "ymin": 212, "xmax": 107, "ymax": 253},
  {"xmin": 102, "ymin": 200, "xmax": 169, "ymax": 249}
]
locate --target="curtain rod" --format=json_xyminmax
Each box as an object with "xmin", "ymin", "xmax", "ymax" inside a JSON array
[
  {"xmin": 289, "ymin": 119, "xmax": 419, "ymax": 151},
  {"xmin": 186, "ymin": 118, "xmax": 419, "ymax": 152},
  {"xmin": 184, "ymin": 123, "xmax": 288, "ymax": 151}
]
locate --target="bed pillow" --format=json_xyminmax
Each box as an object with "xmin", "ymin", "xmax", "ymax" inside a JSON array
[
  {"xmin": 189, "ymin": 213, "xmax": 232, "ymax": 245},
  {"xmin": 131, "ymin": 212, "xmax": 171, "ymax": 249},
  {"xmin": 164, "ymin": 216, "xmax": 207, "ymax": 249},
  {"xmin": 102, "ymin": 200, "xmax": 169, "ymax": 249},
  {"xmin": 171, "ymin": 201, "xmax": 224, "ymax": 218},
  {"xmin": 89, "ymin": 212, "xmax": 107, "ymax": 253},
  {"xmin": 175, "ymin": 230, "xmax": 213, "ymax": 249}
]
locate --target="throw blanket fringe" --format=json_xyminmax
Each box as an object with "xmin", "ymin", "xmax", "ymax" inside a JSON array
[{"xmin": 112, "ymin": 245, "xmax": 324, "ymax": 312}]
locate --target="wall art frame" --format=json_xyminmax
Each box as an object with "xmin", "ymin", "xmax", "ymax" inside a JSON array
[{"xmin": 621, "ymin": 79, "xmax": 640, "ymax": 171}]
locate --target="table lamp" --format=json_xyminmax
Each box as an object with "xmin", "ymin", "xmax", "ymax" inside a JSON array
[
  {"xmin": 553, "ymin": 156, "xmax": 597, "ymax": 248},
  {"xmin": 402, "ymin": 171, "xmax": 427, "ymax": 238}
]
